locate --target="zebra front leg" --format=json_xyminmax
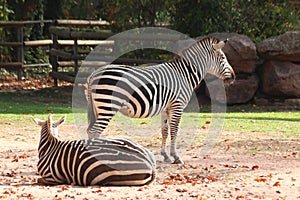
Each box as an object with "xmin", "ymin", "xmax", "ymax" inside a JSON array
[
  {"xmin": 169, "ymin": 109, "xmax": 184, "ymax": 164},
  {"xmin": 87, "ymin": 95, "xmax": 121, "ymax": 138},
  {"xmin": 160, "ymin": 111, "xmax": 172, "ymax": 163}
]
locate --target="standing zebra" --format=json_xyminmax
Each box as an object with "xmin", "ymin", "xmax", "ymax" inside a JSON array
[
  {"xmin": 32, "ymin": 114, "xmax": 156, "ymax": 186},
  {"xmin": 86, "ymin": 36, "xmax": 235, "ymax": 164}
]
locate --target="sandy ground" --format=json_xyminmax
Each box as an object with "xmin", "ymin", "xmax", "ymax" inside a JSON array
[{"xmin": 0, "ymin": 120, "xmax": 300, "ymax": 200}]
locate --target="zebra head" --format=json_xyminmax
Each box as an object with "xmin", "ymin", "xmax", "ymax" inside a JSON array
[
  {"xmin": 32, "ymin": 114, "xmax": 66, "ymax": 139},
  {"xmin": 207, "ymin": 38, "xmax": 236, "ymax": 85}
]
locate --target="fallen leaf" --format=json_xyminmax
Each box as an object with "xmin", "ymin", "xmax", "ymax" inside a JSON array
[
  {"xmin": 176, "ymin": 188, "xmax": 188, "ymax": 193},
  {"xmin": 205, "ymin": 120, "xmax": 211, "ymax": 124},
  {"xmin": 137, "ymin": 186, "xmax": 148, "ymax": 191},
  {"xmin": 163, "ymin": 180, "xmax": 173, "ymax": 185},
  {"xmin": 20, "ymin": 193, "xmax": 33, "ymax": 198},
  {"xmin": 254, "ymin": 177, "xmax": 267, "ymax": 182},
  {"xmin": 92, "ymin": 189, "xmax": 102, "ymax": 193},
  {"xmin": 252, "ymin": 165, "xmax": 259, "ymax": 170},
  {"xmin": 19, "ymin": 154, "xmax": 27, "ymax": 159},
  {"xmin": 61, "ymin": 186, "xmax": 69, "ymax": 191},
  {"xmin": 179, "ymin": 180, "xmax": 186, "ymax": 185},
  {"xmin": 241, "ymin": 165, "xmax": 249, "ymax": 169},
  {"xmin": 273, "ymin": 181, "xmax": 280, "ymax": 186},
  {"xmin": 191, "ymin": 181, "xmax": 197, "ymax": 186},
  {"xmin": 207, "ymin": 176, "xmax": 216, "ymax": 182},
  {"xmin": 267, "ymin": 173, "xmax": 272, "ymax": 178},
  {"xmin": 13, "ymin": 184, "xmax": 21, "ymax": 188}
]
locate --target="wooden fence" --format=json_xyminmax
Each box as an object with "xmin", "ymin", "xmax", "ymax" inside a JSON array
[
  {"xmin": 0, "ymin": 20, "xmax": 180, "ymax": 85},
  {"xmin": 0, "ymin": 20, "xmax": 53, "ymax": 80}
]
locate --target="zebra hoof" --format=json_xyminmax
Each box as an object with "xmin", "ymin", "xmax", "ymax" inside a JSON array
[
  {"xmin": 172, "ymin": 158, "xmax": 184, "ymax": 164},
  {"xmin": 164, "ymin": 157, "xmax": 173, "ymax": 163}
]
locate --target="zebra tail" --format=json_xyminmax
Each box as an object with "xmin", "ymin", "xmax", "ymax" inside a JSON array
[{"xmin": 85, "ymin": 79, "xmax": 96, "ymax": 133}]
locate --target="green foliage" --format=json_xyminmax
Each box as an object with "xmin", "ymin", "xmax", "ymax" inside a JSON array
[
  {"xmin": 99, "ymin": 0, "xmax": 175, "ymax": 62},
  {"xmin": 0, "ymin": 0, "xmax": 13, "ymax": 21},
  {"xmin": 100, "ymin": 0, "xmax": 174, "ymax": 32},
  {"xmin": 1, "ymin": 0, "xmax": 299, "ymax": 77},
  {"xmin": 171, "ymin": 0, "xmax": 299, "ymax": 41},
  {"xmin": 0, "ymin": 0, "xmax": 13, "ymax": 62},
  {"xmin": 61, "ymin": 0, "xmax": 104, "ymax": 20},
  {"xmin": 99, "ymin": 0, "xmax": 299, "ymax": 41}
]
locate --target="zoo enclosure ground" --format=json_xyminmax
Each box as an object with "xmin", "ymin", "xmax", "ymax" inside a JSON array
[{"xmin": 0, "ymin": 78, "xmax": 299, "ymax": 199}]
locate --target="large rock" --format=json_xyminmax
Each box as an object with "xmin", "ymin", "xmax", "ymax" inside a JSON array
[
  {"xmin": 256, "ymin": 31, "xmax": 300, "ymax": 61},
  {"xmin": 254, "ymin": 97, "xmax": 300, "ymax": 106},
  {"xmin": 209, "ymin": 32, "xmax": 257, "ymax": 74},
  {"xmin": 261, "ymin": 60, "xmax": 300, "ymax": 97},
  {"xmin": 205, "ymin": 74, "xmax": 259, "ymax": 105},
  {"xmin": 175, "ymin": 33, "xmax": 257, "ymax": 74}
]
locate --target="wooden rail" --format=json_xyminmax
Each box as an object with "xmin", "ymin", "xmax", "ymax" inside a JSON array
[
  {"xmin": 0, "ymin": 20, "xmax": 53, "ymax": 80},
  {"xmin": 0, "ymin": 20, "xmax": 111, "ymax": 81},
  {"xmin": 1, "ymin": 20, "xmax": 174, "ymax": 85}
]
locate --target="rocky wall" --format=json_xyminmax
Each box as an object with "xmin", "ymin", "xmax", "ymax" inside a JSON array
[{"xmin": 195, "ymin": 31, "xmax": 300, "ymax": 106}]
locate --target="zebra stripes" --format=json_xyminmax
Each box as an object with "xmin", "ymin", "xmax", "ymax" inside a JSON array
[
  {"xmin": 86, "ymin": 36, "xmax": 235, "ymax": 164},
  {"xmin": 32, "ymin": 114, "xmax": 156, "ymax": 186}
]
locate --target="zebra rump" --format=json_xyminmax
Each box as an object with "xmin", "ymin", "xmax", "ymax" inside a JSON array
[{"xmin": 32, "ymin": 114, "xmax": 156, "ymax": 186}]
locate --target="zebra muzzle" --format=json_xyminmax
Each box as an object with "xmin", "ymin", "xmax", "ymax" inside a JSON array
[{"xmin": 224, "ymin": 71, "xmax": 236, "ymax": 86}]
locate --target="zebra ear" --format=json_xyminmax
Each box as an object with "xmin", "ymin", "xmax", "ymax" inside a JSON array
[
  {"xmin": 213, "ymin": 40, "xmax": 226, "ymax": 51},
  {"xmin": 54, "ymin": 115, "xmax": 66, "ymax": 127},
  {"xmin": 31, "ymin": 117, "xmax": 45, "ymax": 126}
]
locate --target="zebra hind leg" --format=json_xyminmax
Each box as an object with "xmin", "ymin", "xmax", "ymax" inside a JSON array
[
  {"xmin": 169, "ymin": 110, "xmax": 184, "ymax": 164},
  {"xmin": 160, "ymin": 112, "xmax": 172, "ymax": 163}
]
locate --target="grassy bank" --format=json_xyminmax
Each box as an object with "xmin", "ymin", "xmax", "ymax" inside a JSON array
[{"xmin": 0, "ymin": 87, "xmax": 299, "ymax": 137}]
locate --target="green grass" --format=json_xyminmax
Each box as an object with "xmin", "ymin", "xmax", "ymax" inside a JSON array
[
  {"xmin": 224, "ymin": 112, "xmax": 300, "ymax": 136},
  {"xmin": 0, "ymin": 87, "xmax": 74, "ymax": 124},
  {"xmin": 182, "ymin": 112, "xmax": 300, "ymax": 136},
  {"xmin": 0, "ymin": 87, "xmax": 299, "ymax": 137}
]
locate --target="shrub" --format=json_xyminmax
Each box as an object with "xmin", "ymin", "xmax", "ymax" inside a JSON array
[{"xmin": 171, "ymin": 0, "xmax": 299, "ymax": 41}]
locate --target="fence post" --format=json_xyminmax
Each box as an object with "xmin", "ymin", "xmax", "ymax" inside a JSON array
[
  {"xmin": 51, "ymin": 32, "xmax": 58, "ymax": 86},
  {"xmin": 74, "ymin": 38, "xmax": 78, "ymax": 75},
  {"xmin": 17, "ymin": 26, "xmax": 24, "ymax": 80}
]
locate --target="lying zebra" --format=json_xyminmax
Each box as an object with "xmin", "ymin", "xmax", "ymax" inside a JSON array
[{"xmin": 32, "ymin": 114, "xmax": 156, "ymax": 186}]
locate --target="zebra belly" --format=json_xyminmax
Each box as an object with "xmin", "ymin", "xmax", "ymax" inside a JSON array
[{"xmin": 75, "ymin": 138, "xmax": 156, "ymax": 186}]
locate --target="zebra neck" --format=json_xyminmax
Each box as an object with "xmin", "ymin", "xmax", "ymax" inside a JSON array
[
  {"xmin": 38, "ymin": 129, "xmax": 59, "ymax": 158},
  {"xmin": 168, "ymin": 57, "xmax": 204, "ymax": 89}
]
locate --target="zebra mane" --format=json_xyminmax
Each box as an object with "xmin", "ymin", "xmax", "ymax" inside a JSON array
[
  {"xmin": 188, "ymin": 36, "xmax": 220, "ymax": 51},
  {"xmin": 172, "ymin": 36, "xmax": 220, "ymax": 61},
  {"xmin": 197, "ymin": 36, "xmax": 220, "ymax": 44},
  {"xmin": 47, "ymin": 114, "xmax": 53, "ymax": 137}
]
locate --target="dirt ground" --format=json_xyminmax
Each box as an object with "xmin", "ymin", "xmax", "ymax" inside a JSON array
[
  {"xmin": 0, "ymin": 77, "xmax": 299, "ymax": 199},
  {"xmin": 0, "ymin": 121, "xmax": 299, "ymax": 200}
]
